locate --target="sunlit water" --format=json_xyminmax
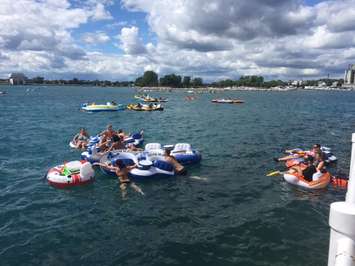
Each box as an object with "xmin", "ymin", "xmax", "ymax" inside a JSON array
[{"xmin": 0, "ymin": 86, "xmax": 354, "ymax": 265}]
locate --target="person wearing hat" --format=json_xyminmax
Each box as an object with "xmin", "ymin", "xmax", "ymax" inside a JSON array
[
  {"xmin": 94, "ymin": 160, "xmax": 144, "ymax": 199},
  {"xmin": 164, "ymin": 146, "xmax": 186, "ymax": 175}
]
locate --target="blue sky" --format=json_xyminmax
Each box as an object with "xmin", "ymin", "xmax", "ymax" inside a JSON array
[{"xmin": 0, "ymin": 0, "xmax": 354, "ymax": 81}]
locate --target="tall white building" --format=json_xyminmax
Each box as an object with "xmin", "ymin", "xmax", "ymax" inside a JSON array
[
  {"xmin": 344, "ymin": 64, "xmax": 355, "ymax": 85},
  {"xmin": 8, "ymin": 73, "xmax": 27, "ymax": 85}
]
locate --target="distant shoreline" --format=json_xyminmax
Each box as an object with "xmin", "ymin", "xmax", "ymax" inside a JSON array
[
  {"xmin": 1, "ymin": 84, "xmax": 355, "ymax": 92},
  {"xmin": 136, "ymin": 86, "xmax": 355, "ymax": 92}
]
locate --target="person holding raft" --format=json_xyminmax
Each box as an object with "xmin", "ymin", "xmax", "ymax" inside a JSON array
[
  {"xmin": 94, "ymin": 160, "xmax": 144, "ymax": 199},
  {"xmin": 72, "ymin": 128, "xmax": 89, "ymax": 149},
  {"xmin": 163, "ymin": 145, "xmax": 187, "ymax": 175}
]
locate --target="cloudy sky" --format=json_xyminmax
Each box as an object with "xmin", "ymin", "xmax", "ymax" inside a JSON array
[{"xmin": 0, "ymin": 0, "xmax": 354, "ymax": 81}]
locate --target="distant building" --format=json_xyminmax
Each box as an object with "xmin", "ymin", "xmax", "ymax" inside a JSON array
[
  {"xmin": 8, "ymin": 73, "xmax": 27, "ymax": 85},
  {"xmin": 318, "ymin": 81, "xmax": 327, "ymax": 87},
  {"xmin": 344, "ymin": 64, "xmax": 355, "ymax": 85},
  {"xmin": 290, "ymin": 80, "xmax": 303, "ymax": 87}
]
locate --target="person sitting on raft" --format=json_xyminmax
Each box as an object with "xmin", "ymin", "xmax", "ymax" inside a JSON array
[
  {"xmin": 117, "ymin": 129, "xmax": 128, "ymax": 139},
  {"xmin": 164, "ymin": 147, "xmax": 186, "ymax": 175},
  {"xmin": 72, "ymin": 128, "xmax": 89, "ymax": 150},
  {"xmin": 98, "ymin": 124, "xmax": 116, "ymax": 151},
  {"xmin": 93, "ymin": 160, "xmax": 144, "ymax": 199},
  {"xmin": 288, "ymin": 151, "xmax": 326, "ymax": 182},
  {"xmin": 274, "ymin": 143, "xmax": 324, "ymax": 162}
]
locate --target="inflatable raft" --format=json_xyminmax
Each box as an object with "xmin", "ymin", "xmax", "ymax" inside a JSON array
[
  {"xmin": 127, "ymin": 103, "xmax": 164, "ymax": 111},
  {"xmin": 211, "ymin": 99, "xmax": 244, "ymax": 104},
  {"xmin": 81, "ymin": 133, "xmax": 144, "ymax": 163},
  {"xmin": 100, "ymin": 151, "xmax": 175, "ymax": 179},
  {"xmin": 81, "ymin": 102, "xmax": 125, "ymax": 112},
  {"xmin": 143, "ymin": 96, "xmax": 168, "ymax": 102},
  {"xmin": 283, "ymin": 171, "xmax": 331, "ymax": 189},
  {"xmin": 170, "ymin": 143, "xmax": 202, "ymax": 165},
  {"xmin": 141, "ymin": 143, "xmax": 201, "ymax": 165},
  {"xmin": 46, "ymin": 161, "xmax": 95, "ymax": 188}
]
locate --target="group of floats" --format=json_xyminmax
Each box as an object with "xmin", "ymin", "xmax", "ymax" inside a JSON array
[
  {"xmin": 271, "ymin": 146, "xmax": 341, "ymax": 190},
  {"xmin": 127, "ymin": 103, "xmax": 164, "ymax": 111},
  {"xmin": 46, "ymin": 131, "xmax": 201, "ymax": 188},
  {"xmin": 81, "ymin": 94, "xmax": 167, "ymax": 113},
  {"xmin": 134, "ymin": 94, "xmax": 168, "ymax": 102}
]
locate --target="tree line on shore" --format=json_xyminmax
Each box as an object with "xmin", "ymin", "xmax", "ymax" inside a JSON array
[{"xmin": 10, "ymin": 71, "xmax": 343, "ymax": 88}]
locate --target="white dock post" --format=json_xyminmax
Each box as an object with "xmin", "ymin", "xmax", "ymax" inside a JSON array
[{"xmin": 328, "ymin": 133, "xmax": 355, "ymax": 266}]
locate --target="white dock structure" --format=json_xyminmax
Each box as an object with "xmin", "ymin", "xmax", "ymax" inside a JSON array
[{"xmin": 328, "ymin": 133, "xmax": 355, "ymax": 265}]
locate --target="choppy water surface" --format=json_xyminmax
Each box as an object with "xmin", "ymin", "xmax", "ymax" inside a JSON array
[{"xmin": 0, "ymin": 86, "xmax": 354, "ymax": 265}]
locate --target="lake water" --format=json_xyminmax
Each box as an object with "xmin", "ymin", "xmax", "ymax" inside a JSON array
[{"xmin": 0, "ymin": 86, "xmax": 354, "ymax": 265}]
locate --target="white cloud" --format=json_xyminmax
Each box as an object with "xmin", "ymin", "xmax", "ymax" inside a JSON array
[
  {"xmin": 90, "ymin": 3, "xmax": 113, "ymax": 21},
  {"xmin": 82, "ymin": 31, "xmax": 110, "ymax": 44},
  {"xmin": 1, "ymin": 0, "xmax": 355, "ymax": 81},
  {"xmin": 118, "ymin": 26, "xmax": 147, "ymax": 55}
]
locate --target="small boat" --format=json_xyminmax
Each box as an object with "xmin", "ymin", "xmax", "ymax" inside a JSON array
[
  {"xmin": 127, "ymin": 103, "xmax": 164, "ymax": 111},
  {"xmin": 46, "ymin": 161, "xmax": 95, "ymax": 188},
  {"xmin": 283, "ymin": 171, "xmax": 331, "ymax": 189},
  {"xmin": 81, "ymin": 102, "xmax": 125, "ymax": 112},
  {"xmin": 211, "ymin": 99, "xmax": 244, "ymax": 104}
]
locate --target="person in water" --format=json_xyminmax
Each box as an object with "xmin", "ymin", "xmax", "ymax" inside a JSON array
[
  {"xmin": 72, "ymin": 128, "xmax": 89, "ymax": 150},
  {"xmin": 274, "ymin": 144, "xmax": 324, "ymax": 162},
  {"xmin": 164, "ymin": 148, "xmax": 186, "ymax": 175},
  {"xmin": 94, "ymin": 160, "xmax": 144, "ymax": 199}
]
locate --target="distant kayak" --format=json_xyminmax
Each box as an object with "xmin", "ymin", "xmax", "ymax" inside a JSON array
[
  {"xmin": 81, "ymin": 102, "xmax": 125, "ymax": 112},
  {"xmin": 211, "ymin": 99, "xmax": 244, "ymax": 104}
]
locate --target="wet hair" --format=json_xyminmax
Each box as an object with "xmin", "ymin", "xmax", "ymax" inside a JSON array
[
  {"xmin": 305, "ymin": 156, "xmax": 314, "ymax": 163},
  {"xmin": 112, "ymin": 134, "xmax": 120, "ymax": 142},
  {"xmin": 118, "ymin": 129, "xmax": 123, "ymax": 133},
  {"xmin": 313, "ymin": 144, "xmax": 321, "ymax": 148},
  {"xmin": 115, "ymin": 160, "xmax": 125, "ymax": 169}
]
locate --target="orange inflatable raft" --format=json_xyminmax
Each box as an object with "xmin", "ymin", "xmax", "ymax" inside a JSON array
[{"xmin": 283, "ymin": 171, "xmax": 331, "ymax": 189}]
